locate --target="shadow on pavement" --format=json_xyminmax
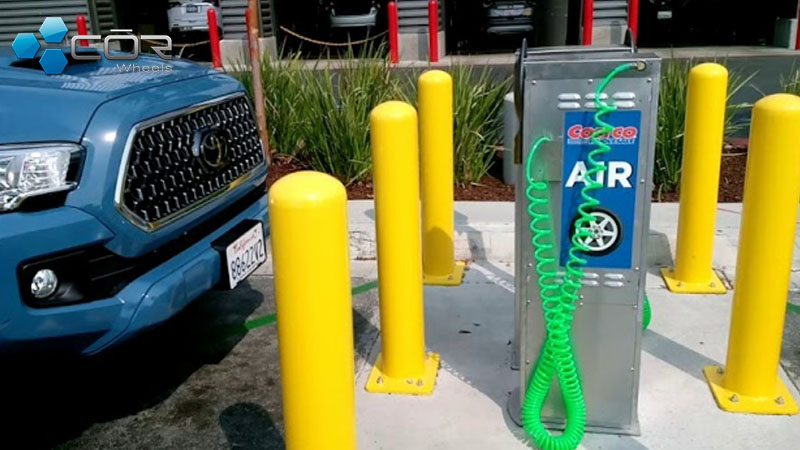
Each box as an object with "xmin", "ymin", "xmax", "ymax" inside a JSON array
[
  {"xmin": 646, "ymin": 229, "xmax": 674, "ymax": 277},
  {"xmin": 0, "ymin": 281, "xmax": 265, "ymax": 449},
  {"xmin": 220, "ymin": 402, "xmax": 285, "ymax": 450},
  {"xmin": 642, "ymin": 330, "xmax": 721, "ymax": 383}
]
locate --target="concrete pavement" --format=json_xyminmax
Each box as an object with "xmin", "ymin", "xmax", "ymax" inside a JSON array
[
  {"xmin": 20, "ymin": 201, "xmax": 800, "ymax": 449},
  {"xmin": 354, "ymin": 261, "xmax": 800, "ymax": 449},
  {"xmin": 349, "ymin": 202, "xmax": 800, "ymax": 449}
]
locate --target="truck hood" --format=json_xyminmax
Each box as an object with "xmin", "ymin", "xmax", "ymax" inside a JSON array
[{"xmin": 0, "ymin": 47, "xmax": 216, "ymax": 144}]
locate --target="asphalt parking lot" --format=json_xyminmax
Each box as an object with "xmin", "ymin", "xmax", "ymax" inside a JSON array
[
  {"xmin": 2, "ymin": 274, "xmax": 379, "ymax": 450},
  {"xmin": 5, "ymin": 202, "xmax": 800, "ymax": 449}
]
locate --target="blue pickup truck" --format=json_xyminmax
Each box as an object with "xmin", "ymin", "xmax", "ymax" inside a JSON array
[{"xmin": 0, "ymin": 49, "xmax": 268, "ymax": 355}]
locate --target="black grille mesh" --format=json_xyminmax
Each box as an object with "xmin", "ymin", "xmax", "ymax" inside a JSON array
[{"xmin": 121, "ymin": 95, "xmax": 264, "ymax": 226}]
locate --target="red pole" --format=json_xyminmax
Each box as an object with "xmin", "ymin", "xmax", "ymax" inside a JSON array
[
  {"xmin": 795, "ymin": 2, "xmax": 800, "ymax": 50},
  {"xmin": 428, "ymin": 0, "xmax": 439, "ymax": 63},
  {"xmin": 582, "ymin": 0, "xmax": 594, "ymax": 45},
  {"xmin": 628, "ymin": 0, "xmax": 639, "ymax": 43},
  {"xmin": 207, "ymin": 8, "xmax": 222, "ymax": 69},
  {"xmin": 76, "ymin": 14, "xmax": 88, "ymax": 47},
  {"xmin": 388, "ymin": 1, "xmax": 399, "ymax": 64}
]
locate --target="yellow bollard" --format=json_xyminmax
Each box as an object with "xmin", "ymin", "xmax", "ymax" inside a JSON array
[
  {"xmin": 269, "ymin": 171, "xmax": 357, "ymax": 448},
  {"xmin": 661, "ymin": 63, "xmax": 728, "ymax": 294},
  {"xmin": 703, "ymin": 94, "xmax": 800, "ymax": 415},
  {"xmin": 365, "ymin": 101, "xmax": 440, "ymax": 395},
  {"xmin": 418, "ymin": 69, "xmax": 465, "ymax": 286}
]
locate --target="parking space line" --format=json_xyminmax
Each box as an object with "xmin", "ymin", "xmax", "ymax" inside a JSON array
[{"xmin": 234, "ymin": 279, "xmax": 380, "ymax": 334}]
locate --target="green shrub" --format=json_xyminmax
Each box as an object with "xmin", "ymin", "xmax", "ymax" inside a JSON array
[
  {"xmin": 781, "ymin": 64, "xmax": 800, "ymax": 96},
  {"xmin": 655, "ymin": 60, "xmax": 753, "ymax": 195},
  {"xmin": 234, "ymin": 52, "xmax": 307, "ymax": 157},
  {"xmin": 299, "ymin": 47, "xmax": 402, "ymax": 185},
  {"xmin": 236, "ymin": 46, "xmax": 510, "ymax": 186},
  {"xmin": 450, "ymin": 65, "xmax": 511, "ymax": 184},
  {"xmin": 655, "ymin": 60, "xmax": 690, "ymax": 194}
]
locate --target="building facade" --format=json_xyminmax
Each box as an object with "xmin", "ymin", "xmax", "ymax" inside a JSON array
[{"xmin": 1, "ymin": 1, "xmax": 798, "ymax": 60}]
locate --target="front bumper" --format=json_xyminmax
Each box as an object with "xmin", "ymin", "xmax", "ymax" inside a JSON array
[{"xmin": 0, "ymin": 188, "xmax": 268, "ymax": 355}]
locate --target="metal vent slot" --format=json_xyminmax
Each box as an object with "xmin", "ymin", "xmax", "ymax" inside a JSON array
[
  {"xmin": 558, "ymin": 93, "xmax": 582, "ymax": 101},
  {"xmin": 559, "ymin": 102, "xmax": 582, "ymax": 110}
]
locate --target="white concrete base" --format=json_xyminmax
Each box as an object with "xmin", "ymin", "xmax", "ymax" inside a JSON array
[
  {"xmin": 259, "ymin": 37, "xmax": 278, "ymax": 60},
  {"xmin": 774, "ymin": 18, "xmax": 798, "ymax": 49},
  {"xmin": 398, "ymin": 30, "xmax": 445, "ymax": 62},
  {"xmin": 593, "ymin": 23, "xmax": 627, "ymax": 46},
  {"xmin": 220, "ymin": 37, "xmax": 278, "ymax": 71},
  {"xmin": 220, "ymin": 39, "xmax": 247, "ymax": 69}
]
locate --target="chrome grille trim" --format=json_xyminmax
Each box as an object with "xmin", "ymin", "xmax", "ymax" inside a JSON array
[{"xmin": 114, "ymin": 93, "xmax": 265, "ymax": 232}]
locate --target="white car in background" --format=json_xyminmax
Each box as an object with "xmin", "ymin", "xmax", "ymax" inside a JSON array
[{"xmin": 167, "ymin": 0, "xmax": 222, "ymax": 36}]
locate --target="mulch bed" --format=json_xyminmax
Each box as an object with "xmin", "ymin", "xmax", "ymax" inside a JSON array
[
  {"xmin": 655, "ymin": 142, "xmax": 747, "ymax": 203},
  {"xmin": 347, "ymin": 176, "xmax": 516, "ymax": 201},
  {"xmin": 718, "ymin": 148, "xmax": 747, "ymax": 203},
  {"xmin": 265, "ymin": 156, "xmax": 303, "ymax": 187},
  {"xmin": 265, "ymin": 147, "xmax": 747, "ymax": 203}
]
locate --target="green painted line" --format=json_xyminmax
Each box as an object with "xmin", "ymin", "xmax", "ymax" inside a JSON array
[
  {"xmin": 351, "ymin": 279, "xmax": 379, "ymax": 296},
  {"xmin": 788, "ymin": 302, "xmax": 800, "ymax": 316},
  {"xmin": 244, "ymin": 313, "xmax": 277, "ymax": 330},
  {"xmin": 230, "ymin": 279, "xmax": 379, "ymax": 335}
]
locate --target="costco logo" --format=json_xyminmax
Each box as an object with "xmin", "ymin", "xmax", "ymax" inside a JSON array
[{"xmin": 567, "ymin": 125, "xmax": 638, "ymax": 143}]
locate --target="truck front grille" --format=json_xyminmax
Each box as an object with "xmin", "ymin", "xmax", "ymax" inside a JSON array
[{"xmin": 118, "ymin": 94, "xmax": 265, "ymax": 230}]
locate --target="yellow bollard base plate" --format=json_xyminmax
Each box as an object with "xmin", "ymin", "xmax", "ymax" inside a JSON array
[
  {"xmin": 365, "ymin": 352, "xmax": 440, "ymax": 395},
  {"xmin": 703, "ymin": 365, "xmax": 799, "ymax": 415},
  {"xmin": 661, "ymin": 268, "xmax": 727, "ymax": 294},
  {"xmin": 423, "ymin": 261, "xmax": 466, "ymax": 286}
]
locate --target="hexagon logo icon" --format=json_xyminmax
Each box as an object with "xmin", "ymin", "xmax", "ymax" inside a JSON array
[
  {"xmin": 11, "ymin": 33, "xmax": 40, "ymax": 59},
  {"xmin": 39, "ymin": 17, "xmax": 68, "ymax": 44},
  {"xmin": 39, "ymin": 49, "xmax": 68, "ymax": 75},
  {"xmin": 13, "ymin": 17, "xmax": 72, "ymax": 75}
]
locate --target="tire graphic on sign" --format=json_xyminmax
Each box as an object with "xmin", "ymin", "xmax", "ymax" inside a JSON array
[{"xmin": 569, "ymin": 208, "xmax": 623, "ymax": 256}]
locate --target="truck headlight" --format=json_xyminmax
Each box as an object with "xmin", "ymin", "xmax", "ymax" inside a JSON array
[{"xmin": 0, "ymin": 143, "xmax": 83, "ymax": 211}]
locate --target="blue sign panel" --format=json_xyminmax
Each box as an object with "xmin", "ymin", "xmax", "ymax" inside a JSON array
[{"xmin": 559, "ymin": 110, "xmax": 641, "ymax": 269}]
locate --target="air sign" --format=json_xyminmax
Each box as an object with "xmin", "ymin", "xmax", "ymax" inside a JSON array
[{"xmin": 559, "ymin": 110, "xmax": 642, "ymax": 269}]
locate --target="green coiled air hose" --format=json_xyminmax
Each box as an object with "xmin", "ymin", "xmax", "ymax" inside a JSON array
[
  {"xmin": 643, "ymin": 293, "xmax": 651, "ymax": 330},
  {"xmin": 521, "ymin": 62, "xmax": 638, "ymax": 450}
]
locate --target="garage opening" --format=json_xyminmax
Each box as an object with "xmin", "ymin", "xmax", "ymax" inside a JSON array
[
  {"xmin": 113, "ymin": 0, "xmax": 218, "ymax": 61},
  {"xmin": 444, "ymin": 1, "xmax": 585, "ymax": 55},
  {"xmin": 274, "ymin": 0, "xmax": 390, "ymax": 58},
  {"xmin": 638, "ymin": 0, "xmax": 799, "ymax": 48}
]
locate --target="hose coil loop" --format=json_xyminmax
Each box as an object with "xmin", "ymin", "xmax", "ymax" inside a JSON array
[{"xmin": 521, "ymin": 62, "xmax": 638, "ymax": 450}]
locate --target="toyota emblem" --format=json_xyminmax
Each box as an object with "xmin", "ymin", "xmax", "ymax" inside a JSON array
[{"xmin": 193, "ymin": 128, "xmax": 228, "ymax": 170}]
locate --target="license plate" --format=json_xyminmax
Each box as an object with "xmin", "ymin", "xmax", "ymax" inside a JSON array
[
  {"xmin": 214, "ymin": 221, "xmax": 267, "ymax": 289},
  {"xmin": 186, "ymin": 5, "xmax": 199, "ymax": 13}
]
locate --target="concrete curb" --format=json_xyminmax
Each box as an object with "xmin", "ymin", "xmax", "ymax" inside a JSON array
[
  {"xmin": 347, "ymin": 200, "xmax": 515, "ymax": 262},
  {"xmin": 260, "ymin": 201, "xmax": 800, "ymax": 281}
]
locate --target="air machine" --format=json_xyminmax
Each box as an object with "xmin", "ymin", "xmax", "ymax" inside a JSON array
[{"xmin": 508, "ymin": 44, "xmax": 661, "ymax": 449}]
